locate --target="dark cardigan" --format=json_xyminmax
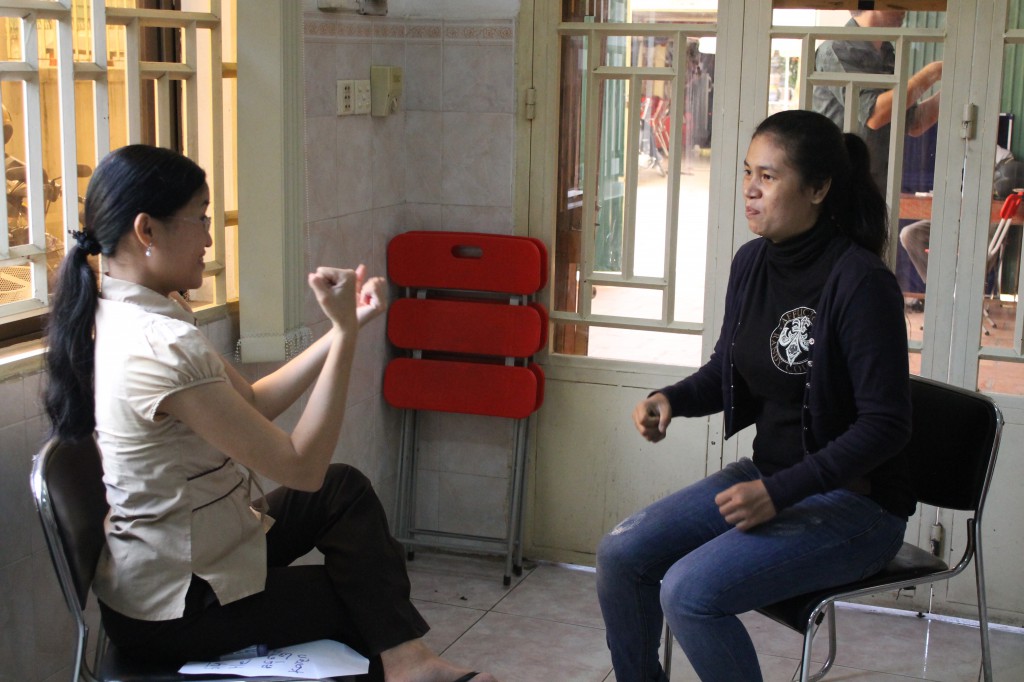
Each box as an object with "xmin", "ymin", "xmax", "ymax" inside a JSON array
[{"xmin": 658, "ymin": 236, "xmax": 915, "ymax": 518}]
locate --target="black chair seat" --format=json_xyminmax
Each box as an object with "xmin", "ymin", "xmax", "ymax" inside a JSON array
[
  {"xmin": 758, "ymin": 542, "xmax": 949, "ymax": 633},
  {"xmin": 99, "ymin": 644, "xmax": 238, "ymax": 682}
]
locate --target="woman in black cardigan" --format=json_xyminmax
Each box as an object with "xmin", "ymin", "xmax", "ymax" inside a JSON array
[{"xmin": 597, "ymin": 110, "xmax": 912, "ymax": 682}]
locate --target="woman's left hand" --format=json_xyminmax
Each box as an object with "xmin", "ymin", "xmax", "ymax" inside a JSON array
[
  {"xmin": 353, "ymin": 264, "xmax": 388, "ymax": 327},
  {"xmin": 715, "ymin": 480, "xmax": 777, "ymax": 531}
]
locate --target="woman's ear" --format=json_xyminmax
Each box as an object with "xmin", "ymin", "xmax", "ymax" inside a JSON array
[
  {"xmin": 132, "ymin": 212, "xmax": 155, "ymax": 251},
  {"xmin": 809, "ymin": 178, "xmax": 832, "ymax": 205}
]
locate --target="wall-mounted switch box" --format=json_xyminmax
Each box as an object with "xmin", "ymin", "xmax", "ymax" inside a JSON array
[
  {"xmin": 370, "ymin": 65, "xmax": 402, "ymax": 117},
  {"xmin": 318, "ymin": 0, "xmax": 360, "ymax": 11},
  {"xmin": 317, "ymin": 0, "xmax": 386, "ymax": 14}
]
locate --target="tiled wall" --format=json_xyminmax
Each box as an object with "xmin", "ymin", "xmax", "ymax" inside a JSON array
[
  {"xmin": 0, "ymin": 10, "xmax": 521, "ymax": 681},
  {"xmin": 301, "ymin": 10, "xmax": 520, "ymax": 540}
]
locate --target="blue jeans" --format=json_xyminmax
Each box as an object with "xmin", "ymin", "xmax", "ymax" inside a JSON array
[{"xmin": 596, "ymin": 458, "xmax": 906, "ymax": 682}]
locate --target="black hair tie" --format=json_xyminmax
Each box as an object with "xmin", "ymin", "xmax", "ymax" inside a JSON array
[{"xmin": 69, "ymin": 229, "xmax": 102, "ymax": 256}]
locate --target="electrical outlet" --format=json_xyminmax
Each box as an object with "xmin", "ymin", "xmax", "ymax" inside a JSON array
[
  {"xmin": 353, "ymin": 80, "xmax": 371, "ymax": 115},
  {"xmin": 337, "ymin": 80, "xmax": 354, "ymax": 116}
]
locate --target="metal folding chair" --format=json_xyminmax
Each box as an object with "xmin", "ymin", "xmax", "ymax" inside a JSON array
[
  {"xmin": 384, "ymin": 231, "xmax": 548, "ymax": 585},
  {"xmin": 31, "ymin": 437, "xmax": 235, "ymax": 681}
]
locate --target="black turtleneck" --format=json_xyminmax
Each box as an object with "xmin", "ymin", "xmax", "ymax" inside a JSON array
[{"xmin": 732, "ymin": 220, "xmax": 845, "ymax": 476}]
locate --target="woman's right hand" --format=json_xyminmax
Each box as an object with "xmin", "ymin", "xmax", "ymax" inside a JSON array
[
  {"xmin": 633, "ymin": 392, "xmax": 672, "ymax": 442},
  {"xmin": 308, "ymin": 267, "xmax": 358, "ymax": 332}
]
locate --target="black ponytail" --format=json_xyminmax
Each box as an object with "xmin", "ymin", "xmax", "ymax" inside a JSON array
[
  {"xmin": 837, "ymin": 131, "xmax": 889, "ymax": 258},
  {"xmin": 44, "ymin": 145, "xmax": 206, "ymax": 440},
  {"xmin": 44, "ymin": 245, "xmax": 101, "ymax": 439},
  {"xmin": 753, "ymin": 109, "xmax": 889, "ymax": 258}
]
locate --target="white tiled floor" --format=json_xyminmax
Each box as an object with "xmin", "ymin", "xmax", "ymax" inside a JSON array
[{"xmin": 399, "ymin": 551, "xmax": 1024, "ymax": 682}]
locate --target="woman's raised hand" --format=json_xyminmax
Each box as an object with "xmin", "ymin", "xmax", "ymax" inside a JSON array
[
  {"xmin": 354, "ymin": 264, "xmax": 388, "ymax": 326},
  {"xmin": 308, "ymin": 267, "xmax": 358, "ymax": 331}
]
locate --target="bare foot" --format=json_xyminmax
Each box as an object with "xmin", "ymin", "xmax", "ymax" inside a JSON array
[{"xmin": 380, "ymin": 639, "xmax": 500, "ymax": 682}]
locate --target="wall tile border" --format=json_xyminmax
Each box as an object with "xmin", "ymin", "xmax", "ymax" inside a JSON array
[{"xmin": 303, "ymin": 14, "xmax": 513, "ymax": 47}]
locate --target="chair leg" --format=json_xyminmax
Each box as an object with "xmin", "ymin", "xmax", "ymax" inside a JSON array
[
  {"xmin": 794, "ymin": 602, "xmax": 837, "ymax": 682},
  {"xmin": 504, "ymin": 418, "xmax": 530, "ymax": 585},
  {"xmin": 394, "ymin": 409, "xmax": 418, "ymax": 555},
  {"xmin": 975, "ymin": 541, "xmax": 994, "ymax": 682},
  {"xmin": 663, "ymin": 620, "xmax": 673, "ymax": 679}
]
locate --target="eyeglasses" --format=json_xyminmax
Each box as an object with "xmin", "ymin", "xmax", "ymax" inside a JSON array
[{"xmin": 171, "ymin": 215, "xmax": 212, "ymax": 230}]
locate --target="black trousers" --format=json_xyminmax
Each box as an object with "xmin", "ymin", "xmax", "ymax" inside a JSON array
[{"xmin": 100, "ymin": 464, "xmax": 429, "ymax": 677}]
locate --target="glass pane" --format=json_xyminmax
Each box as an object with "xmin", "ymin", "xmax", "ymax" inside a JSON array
[
  {"xmin": 556, "ymin": 321, "xmax": 702, "ymax": 365},
  {"xmin": 1011, "ymin": 0, "xmax": 1024, "ymax": 31},
  {"xmin": 555, "ymin": 4, "xmax": 717, "ymax": 365},
  {"xmin": 595, "ymin": 76, "xmax": 627, "ymax": 274},
  {"xmin": 0, "ymin": 83, "xmax": 30, "ymax": 306},
  {"xmin": 774, "ymin": 10, "xmax": 946, "ymax": 368},
  {"xmin": 977, "ymin": 26, "xmax": 1024, "ymax": 393},
  {"xmin": 768, "ymin": 39, "xmax": 800, "ymax": 116},
  {"xmin": 978, "ymin": 359, "xmax": 1024, "ymax": 394},
  {"xmin": 592, "ymin": 285, "xmax": 662, "ymax": 319},
  {"xmin": 107, "ymin": 24, "xmax": 127, "ymax": 69},
  {"xmin": 0, "ymin": 17, "xmax": 21, "ymax": 62},
  {"xmin": 566, "ymin": 0, "xmax": 718, "ymax": 24},
  {"xmin": 72, "ymin": 0, "xmax": 94, "ymax": 62}
]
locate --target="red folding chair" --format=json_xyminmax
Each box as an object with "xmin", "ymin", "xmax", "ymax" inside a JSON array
[{"xmin": 384, "ymin": 231, "xmax": 548, "ymax": 584}]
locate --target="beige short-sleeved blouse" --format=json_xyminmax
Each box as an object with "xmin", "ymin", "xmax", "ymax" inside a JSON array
[{"xmin": 91, "ymin": 275, "xmax": 266, "ymax": 621}]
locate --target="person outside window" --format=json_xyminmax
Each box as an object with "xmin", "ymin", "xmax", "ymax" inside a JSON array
[{"xmin": 814, "ymin": 10, "xmax": 942, "ymax": 298}]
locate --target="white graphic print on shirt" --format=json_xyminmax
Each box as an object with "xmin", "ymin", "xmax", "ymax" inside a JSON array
[{"xmin": 771, "ymin": 306, "xmax": 815, "ymax": 375}]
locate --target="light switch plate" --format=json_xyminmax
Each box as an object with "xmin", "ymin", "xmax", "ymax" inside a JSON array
[{"xmin": 353, "ymin": 80, "xmax": 371, "ymax": 115}]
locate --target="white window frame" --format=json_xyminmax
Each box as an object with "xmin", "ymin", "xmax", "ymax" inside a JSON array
[{"xmin": 0, "ymin": 0, "xmax": 235, "ymax": 329}]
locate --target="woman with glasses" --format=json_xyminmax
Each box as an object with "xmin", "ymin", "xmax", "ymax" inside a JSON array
[{"xmin": 44, "ymin": 144, "xmax": 491, "ymax": 682}]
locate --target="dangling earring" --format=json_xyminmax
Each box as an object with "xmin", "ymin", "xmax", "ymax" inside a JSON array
[{"xmin": 145, "ymin": 243, "xmax": 153, "ymax": 257}]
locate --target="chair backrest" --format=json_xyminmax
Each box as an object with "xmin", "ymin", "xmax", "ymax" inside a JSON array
[
  {"xmin": 31, "ymin": 437, "xmax": 109, "ymax": 615},
  {"xmin": 904, "ymin": 376, "xmax": 1002, "ymax": 512},
  {"xmin": 384, "ymin": 231, "xmax": 548, "ymax": 419}
]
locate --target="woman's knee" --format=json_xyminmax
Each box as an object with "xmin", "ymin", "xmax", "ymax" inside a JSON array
[
  {"xmin": 596, "ymin": 517, "xmax": 648, "ymax": 580},
  {"xmin": 660, "ymin": 559, "xmax": 722, "ymax": 621},
  {"xmin": 323, "ymin": 462, "xmax": 371, "ymax": 493}
]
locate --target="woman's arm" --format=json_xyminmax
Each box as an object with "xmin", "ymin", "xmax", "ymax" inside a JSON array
[
  {"xmin": 222, "ymin": 266, "xmax": 386, "ymax": 421},
  {"xmin": 866, "ymin": 60, "xmax": 942, "ymax": 131},
  {"xmin": 160, "ymin": 267, "xmax": 375, "ymax": 491}
]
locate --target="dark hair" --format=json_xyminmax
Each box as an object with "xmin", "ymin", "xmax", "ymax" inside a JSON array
[
  {"xmin": 44, "ymin": 145, "xmax": 206, "ymax": 440},
  {"xmin": 753, "ymin": 109, "xmax": 889, "ymax": 258}
]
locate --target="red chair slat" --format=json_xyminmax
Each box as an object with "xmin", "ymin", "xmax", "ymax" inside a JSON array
[
  {"xmin": 529, "ymin": 362, "xmax": 545, "ymax": 411},
  {"xmin": 388, "ymin": 299, "xmax": 544, "ymax": 357},
  {"xmin": 388, "ymin": 231, "xmax": 544, "ymax": 294},
  {"xmin": 384, "ymin": 359, "xmax": 540, "ymax": 419}
]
